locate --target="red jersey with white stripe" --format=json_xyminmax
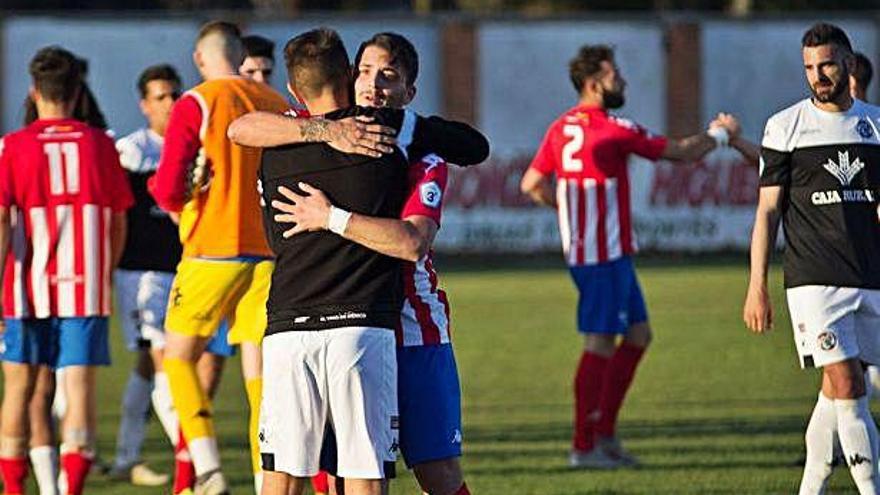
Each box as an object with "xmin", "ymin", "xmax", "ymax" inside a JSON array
[
  {"xmin": 397, "ymin": 154, "xmax": 451, "ymax": 347},
  {"xmin": 529, "ymin": 105, "xmax": 667, "ymax": 266},
  {"xmin": 0, "ymin": 119, "xmax": 133, "ymax": 319}
]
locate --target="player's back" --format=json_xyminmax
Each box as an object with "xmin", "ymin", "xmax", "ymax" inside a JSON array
[
  {"xmin": 179, "ymin": 77, "xmax": 288, "ymax": 258},
  {"xmin": 0, "ymin": 118, "xmax": 132, "ymax": 318},
  {"xmin": 531, "ymin": 106, "xmax": 665, "ymax": 266},
  {"xmin": 260, "ymin": 107, "xmax": 414, "ymax": 333}
]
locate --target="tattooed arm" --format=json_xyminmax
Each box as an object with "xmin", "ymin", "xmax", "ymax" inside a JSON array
[{"xmin": 228, "ymin": 111, "xmax": 396, "ymax": 157}]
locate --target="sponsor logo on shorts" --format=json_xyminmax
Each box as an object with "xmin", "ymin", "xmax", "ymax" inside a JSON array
[
  {"xmin": 389, "ymin": 440, "xmax": 399, "ymax": 454},
  {"xmin": 817, "ymin": 331, "xmax": 838, "ymax": 351},
  {"xmin": 294, "ymin": 316, "xmax": 310, "ymax": 324},
  {"xmin": 452, "ymin": 429, "xmax": 462, "ymax": 444},
  {"xmin": 258, "ymin": 427, "xmax": 267, "ymax": 444},
  {"xmin": 849, "ymin": 453, "xmax": 871, "ymax": 467},
  {"xmin": 798, "ymin": 323, "xmax": 807, "ymax": 333}
]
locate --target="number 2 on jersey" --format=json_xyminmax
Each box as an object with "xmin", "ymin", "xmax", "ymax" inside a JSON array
[
  {"xmin": 44, "ymin": 142, "xmax": 80, "ymax": 195},
  {"xmin": 562, "ymin": 124, "xmax": 584, "ymax": 172}
]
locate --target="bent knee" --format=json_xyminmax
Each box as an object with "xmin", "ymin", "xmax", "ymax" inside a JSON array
[{"xmin": 624, "ymin": 323, "xmax": 652, "ymax": 348}]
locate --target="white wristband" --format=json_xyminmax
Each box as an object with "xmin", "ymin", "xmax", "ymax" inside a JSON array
[
  {"xmin": 707, "ymin": 127, "xmax": 729, "ymax": 147},
  {"xmin": 327, "ymin": 206, "xmax": 352, "ymax": 235}
]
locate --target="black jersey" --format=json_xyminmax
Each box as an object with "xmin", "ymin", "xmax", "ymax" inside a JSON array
[
  {"xmin": 261, "ymin": 106, "xmax": 488, "ymax": 334},
  {"xmin": 117, "ymin": 171, "xmax": 182, "ymax": 272},
  {"xmin": 760, "ymin": 98, "xmax": 880, "ymax": 289}
]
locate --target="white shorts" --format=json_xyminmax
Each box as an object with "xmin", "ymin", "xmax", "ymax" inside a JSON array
[
  {"xmin": 787, "ymin": 286, "xmax": 880, "ymax": 368},
  {"xmin": 114, "ymin": 269, "xmax": 174, "ymax": 351},
  {"xmin": 259, "ymin": 327, "xmax": 398, "ymax": 479}
]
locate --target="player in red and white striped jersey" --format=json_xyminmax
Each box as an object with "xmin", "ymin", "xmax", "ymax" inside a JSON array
[
  {"xmin": 521, "ymin": 44, "xmax": 737, "ymax": 469},
  {"xmin": 0, "ymin": 46, "xmax": 132, "ymax": 495}
]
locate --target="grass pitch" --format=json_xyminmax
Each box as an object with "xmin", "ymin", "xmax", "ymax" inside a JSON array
[{"xmin": 77, "ymin": 257, "xmax": 862, "ymax": 494}]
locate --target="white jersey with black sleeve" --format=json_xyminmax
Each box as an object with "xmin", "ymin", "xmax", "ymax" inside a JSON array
[{"xmin": 760, "ymin": 98, "xmax": 880, "ymax": 289}]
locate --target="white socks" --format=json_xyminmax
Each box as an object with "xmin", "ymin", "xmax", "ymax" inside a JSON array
[
  {"xmin": 188, "ymin": 437, "xmax": 221, "ymax": 476},
  {"xmin": 152, "ymin": 372, "xmax": 180, "ymax": 447},
  {"xmin": 800, "ymin": 392, "xmax": 837, "ymax": 495},
  {"xmin": 114, "ymin": 371, "xmax": 153, "ymax": 469},
  {"xmin": 836, "ymin": 397, "xmax": 879, "ymax": 495},
  {"xmin": 29, "ymin": 446, "xmax": 59, "ymax": 495}
]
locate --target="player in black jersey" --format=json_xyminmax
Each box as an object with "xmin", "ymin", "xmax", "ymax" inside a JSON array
[
  {"xmin": 744, "ymin": 23, "xmax": 880, "ymax": 494},
  {"xmin": 254, "ymin": 29, "xmax": 486, "ymax": 495}
]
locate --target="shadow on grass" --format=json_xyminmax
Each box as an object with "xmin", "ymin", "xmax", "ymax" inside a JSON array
[{"xmin": 463, "ymin": 413, "xmax": 809, "ymax": 477}]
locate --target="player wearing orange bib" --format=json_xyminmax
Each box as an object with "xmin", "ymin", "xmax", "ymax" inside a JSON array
[{"xmin": 149, "ymin": 21, "xmax": 287, "ymax": 495}]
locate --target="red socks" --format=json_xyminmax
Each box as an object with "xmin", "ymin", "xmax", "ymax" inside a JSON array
[
  {"xmin": 60, "ymin": 451, "xmax": 92, "ymax": 495},
  {"xmin": 596, "ymin": 343, "xmax": 645, "ymax": 438},
  {"xmin": 454, "ymin": 483, "xmax": 471, "ymax": 495},
  {"xmin": 311, "ymin": 471, "xmax": 329, "ymax": 493},
  {"xmin": 573, "ymin": 351, "xmax": 609, "ymax": 452},
  {"xmin": 173, "ymin": 428, "xmax": 196, "ymax": 495},
  {"xmin": 0, "ymin": 457, "xmax": 27, "ymax": 495}
]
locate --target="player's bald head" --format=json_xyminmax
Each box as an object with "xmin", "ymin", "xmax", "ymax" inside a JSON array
[{"xmin": 195, "ymin": 21, "xmax": 245, "ymax": 70}]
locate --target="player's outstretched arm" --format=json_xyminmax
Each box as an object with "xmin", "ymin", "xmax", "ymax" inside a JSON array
[
  {"xmin": 520, "ymin": 168, "xmax": 556, "ymax": 208},
  {"xmin": 743, "ymin": 186, "xmax": 783, "ymax": 334},
  {"xmin": 271, "ymin": 183, "xmax": 435, "ymax": 262},
  {"xmin": 661, "ymin": 131, "xmax": 719, "ymax": 163},
  {"xmin": 228, "ymin": 111, "xmax": 396, "ymax": 157},
  {"xmin": 710, "ymin": 113, "xmax": 759, "ymax": 167}
]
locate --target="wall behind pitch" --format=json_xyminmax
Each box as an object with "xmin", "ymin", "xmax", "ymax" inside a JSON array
[
  {"xmin": 436, "ymin": 21, "xmax": 666, "ymax": 252},
  {"xmin": 1, "ymin": 17, "xmax": 203, "ymax": 135},
  {"xmin": 1, "ymin": 17, "xmax": 441, "ymax": 136}
]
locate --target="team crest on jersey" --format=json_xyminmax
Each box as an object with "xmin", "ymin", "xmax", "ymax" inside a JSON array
[
  {"xmin": 823, "ymin": 151, "xmax": 864, "ymax": 186},
  {"xmin": 420, "ymin": 181, "xmax": 442, "ymax": 208},
  {"xmin": 817, "ymin": 331, "xmax": 838, "ymax": 351},
  {"xmin": 857, "ymin": 118, "xmax": 874, "ymax": 139}
]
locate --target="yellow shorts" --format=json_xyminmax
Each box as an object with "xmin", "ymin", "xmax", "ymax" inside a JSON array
[{"xmin": 165, "ymin": 257, "xmax": 273, "ymax": 345}]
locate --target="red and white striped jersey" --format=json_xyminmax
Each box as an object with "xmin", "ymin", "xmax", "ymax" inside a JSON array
[
  {"xmin": 396, "ymin": 154, "xmax": 451, "ymax": 347},
  {"xmin": 529, "ymin": 105, "xmax": 667, "ymax": 266},
  {"xmin": 0, "ymin": 119, "xmax": 133, "ymax": 319}
]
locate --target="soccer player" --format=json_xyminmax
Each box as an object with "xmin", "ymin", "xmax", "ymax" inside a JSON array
[
  {"xmin": 107, "ymin": 63, "xmax": 181, "ymax": 488},
  {"xmin": 241, "ymin": 35, "xmax": 275, "ymax": 85},
  {"xmin": 253, "ymin": 28, "xmax": 486, "ymax": 495},
  {"xmin": 520, "ymin": 44, "xmax": 735, "ymax": 469},
  {"xmin": 0, "ymin": 46, "xmax": 133, "ymax": 495},
  {"xmin": 257, "ymin": 32, "xmax": 478, "ymax": 495},
  {"xmin": 743, "ymin": 23, "xmax": 880, "ymax": 494},
  {"xmin": 148, "ymin": 21, "xmax": 288, "ymax": 495}
]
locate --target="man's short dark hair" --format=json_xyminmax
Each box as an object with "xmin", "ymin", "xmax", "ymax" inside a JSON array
[
  {"xmin": 569, "ymin": 44, "xmax": 614, "ymax": 93},
  {"xmin": 802, "ymin": 23, "xmax": 853, "ymax": 54},
  {"xmin": 853, "ymin": 51, "xmax": 873, "ymax": 94},
  {"xmin": 137, "ymin": 64, "xmax": 182, "ymax": 98},
  {"xmin": 29, "ymin": 46, "xmax": 83, "ymax": 103},
  {"xmin": 283, "ymin": 28, "xmax": 351, "ymax": 101},
  {"xmin": 243, "ymin": 35, "xmax": 275, "ymax": 62},
  {"xmin": 353, "ymin": 32, "xmax": 419, "ymax": 86},
  {"xmin": 197, "ymin": 20, "xmax": 244, "ymax": 65}
]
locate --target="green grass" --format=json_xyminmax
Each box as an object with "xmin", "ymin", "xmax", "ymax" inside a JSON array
[{"xmin": 74, "ymin": 258, "xmax": 864, "ymax": 493}]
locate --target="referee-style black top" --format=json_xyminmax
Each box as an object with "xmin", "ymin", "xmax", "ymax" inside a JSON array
[
  {"xmin": 760, "ymin": 98, "xmax": 880, "ymax": 289},
  {"xmin": 260, "ymin": 106, "xmax": 488, "ymax": 333},
  {"xmin": 117, "ymin": 171, "xmax": 182, "ymax": 272}
]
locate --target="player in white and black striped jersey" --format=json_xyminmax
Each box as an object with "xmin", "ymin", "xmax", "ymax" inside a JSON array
[{"xmin": 744, "ymin": 23, "xmax": 880, "ymax": 495}]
